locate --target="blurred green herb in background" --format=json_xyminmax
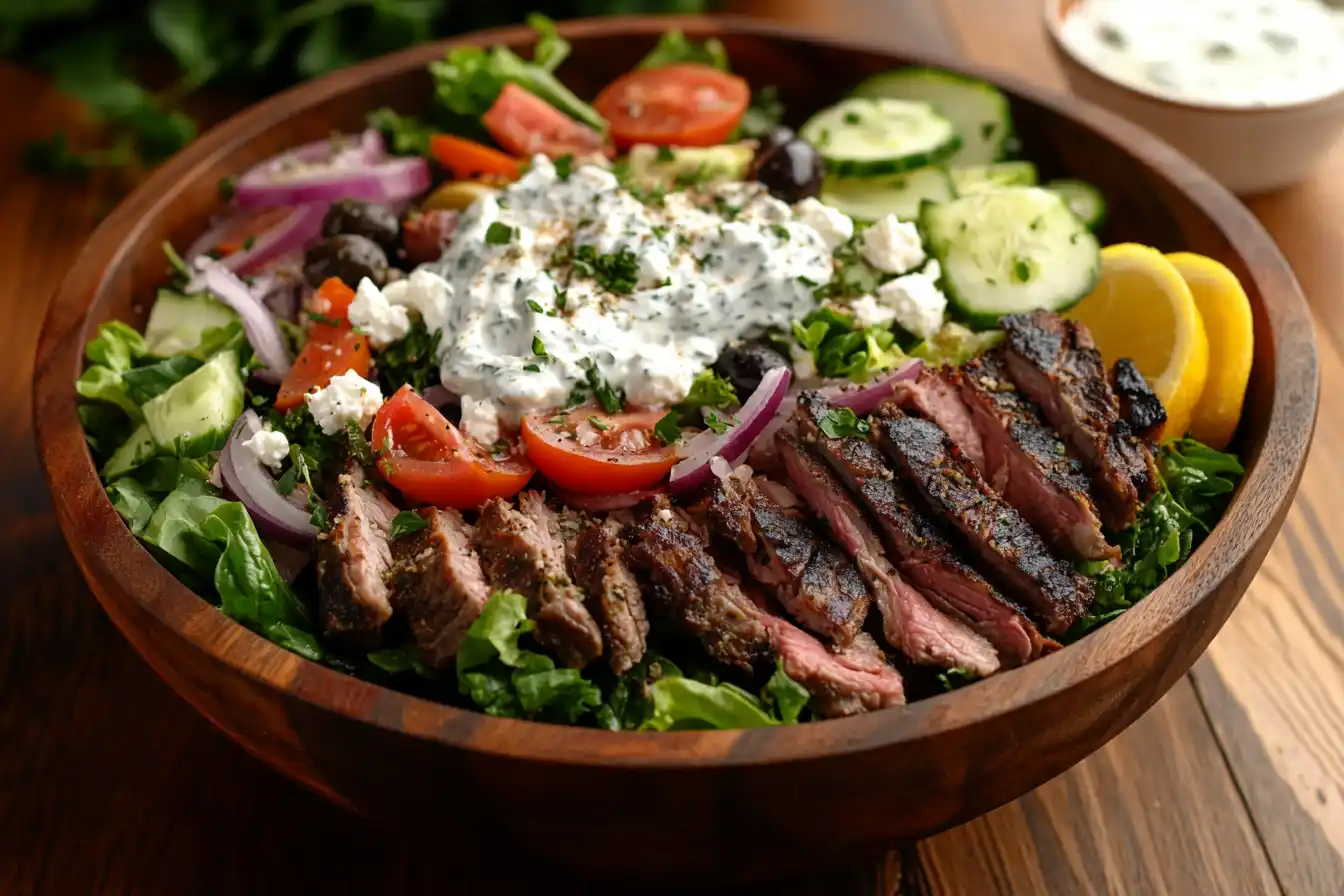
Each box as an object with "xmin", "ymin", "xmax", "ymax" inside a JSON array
[{"xmin": 5, "ymin": 0, "xmax": 708, "ymax": 177}]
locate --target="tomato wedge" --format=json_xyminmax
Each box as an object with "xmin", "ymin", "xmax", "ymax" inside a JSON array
[
  {"xmin": 594, "ymin": 64, "xmax": 750, "ymax": 149},
  {"xmin": 309, "ymin": 277, "xmax": 356, "ymax": 323},
  {"xmin": 374, "ymin": 386, "xmax": 535, "ymax": 509},
  {"xmin": 521, "ymin": 406, "xmax": 677, "ymax": 495},
  {"xmin": 483, "ymin": 83, "xmax": 609, "ymax": 158},
  {"xmin": 430, "ymin": 134, "xmax": 522, "ymax": 180},
  {"xmin": 275, "ymin": 279, "xmax": 368, "ymax": 411}
]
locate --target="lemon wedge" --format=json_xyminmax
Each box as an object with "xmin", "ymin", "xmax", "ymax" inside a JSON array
[
  {"xmin": 1164, "ymin": 252, "xmax": 1254, "ymax": 450},
  {"xmin": 1066, "ymin": 243, "xmax": 1209, "ymax": 441}
]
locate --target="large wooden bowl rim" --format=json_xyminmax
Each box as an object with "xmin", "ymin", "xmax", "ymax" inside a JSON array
[{"xmin": 34, "ymin": 16, "xmax": 1317, "ymax": 769}]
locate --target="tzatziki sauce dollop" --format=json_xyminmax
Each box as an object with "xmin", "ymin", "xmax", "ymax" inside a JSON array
[
  {"xmin": 421, "ymin": 155, "xmax": 835, "ymax": 426},
  {"xmin": 1058, "ymin": 0, "xmax": 1344, "ymax": 108}
]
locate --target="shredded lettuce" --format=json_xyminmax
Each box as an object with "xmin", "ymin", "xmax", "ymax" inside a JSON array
[
  {"xmin": 910, "ymin": 322, "xmax": 1006, "ymax": 367},
  {"xmin": 85, "ymin": 320, "xmax": 147, "ymax": 373},
  {"xmin": 672, "ymin": 369, "xmax": 737, "ymax": 424},
  {"xmin": 792, "ymin": 307, "xmax": 906, "ymax": 383},
  {"xmin": 597, "ymin": 654, "xmax": 810, "ymax": 730},
  {"xmin": 636, "ymin": 30, "xmax": 729, "ymax": 72}
]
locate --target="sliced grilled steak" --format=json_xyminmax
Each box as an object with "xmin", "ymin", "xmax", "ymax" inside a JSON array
[
  {"xmin": 1112, "ymin": 357, "xmax": 1167, "ymax": 444},
  {"xmin": 777, "ymin": 432, "xmax": 999, "ymax": 676},
  {"xmin": 796, "ymin": 391, "xmax": 1051, "ymax": 665},
  {"xmin": 573, "ymin": 518, "xmax": 649, "ymax": 674},
  {"xmin": 705, "ymin": 473, "xmax": 871, "ymax": 645},
  {"xmin": 624, "ymin": 511, "xmax": 771, "ymax": 672},
  {"xmin": 874, "ymin": 412, "xmax": 1092, "ymax": 635},
  {"xmin": 1000, "ymin": 311, "xmax": 1158, "ymax": 529},
  {"xmin": 474, "ymin": 496, "xmax": 603, "ymax": 668},
  {"xmin": 315, "ymin": 469, "xmax": 396, "ymax": 645},
  {"xmin": 388, "ymin": 508, "xmax": 490, "ymax": 668},
  {"xmin": 756, "ymin": 608, "xmax": 905, "ymax": 717},
  {"xmin": 960, "ymin": 353, "xmax": 1117, "ymax": 565},
  {"xmin": 889, "ymin": 368, "xmax": 987, "ymax": 472}
]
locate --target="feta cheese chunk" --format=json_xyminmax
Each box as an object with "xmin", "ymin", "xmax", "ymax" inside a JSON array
[
  {"xmin": 876, "ymin": 268, "xmax": 948, "ymax": 340},
  {"xmin": 382, "ymin": 268, "xmax": 454, "ymax": 335},
  {"xmin": 793, "ymin": 197, "xmax": 854, "ymax": 251},
  {"xmin": 861, "ymin": 214, "xmax": 925, "ymax": 275},
  {"xmin": 305, "ymin": 370, "xmax": 384, "ymax": 435},
  {"xmin": 241, "ymin": 427, "xmax": 289, "ymax": 472},
  {"xmin": 848, "ymin": 294, "xmax": 898, "ymax": 329},
  {"xmin": 348, "ymin": 278, "xmax": 411, "ymax": 348},
  {"xmin": 459, "ymin": 395, "xmax": 501, "ymax": 446}
]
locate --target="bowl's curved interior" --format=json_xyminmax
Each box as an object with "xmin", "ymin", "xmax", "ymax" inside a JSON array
[{"xmin": 33, "ymin": 16, "xmax": 1316, "ymax": 774}]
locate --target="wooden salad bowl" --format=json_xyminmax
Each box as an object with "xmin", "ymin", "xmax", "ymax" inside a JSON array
[{"xmin": 32, "ymin": 15, "xmax": 1318, "ymax": 884}]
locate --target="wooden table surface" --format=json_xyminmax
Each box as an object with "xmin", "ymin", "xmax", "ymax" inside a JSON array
[{"xmin": 3, "ymin": 1, "xmax": 1342, "ymax": 893}]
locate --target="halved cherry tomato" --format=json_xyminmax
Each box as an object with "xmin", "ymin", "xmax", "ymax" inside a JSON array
[
  {"xmin": 521, "ymin": 406, "xmax": 677, "ymax": 495},
  {"xmin": 593, "ymin": 64, "xmax": 750, "ymax": 149},
  {"xmin": 374, "ymin": 386, "xmax": 535, "ymax": 509},
  {"xmin": 430, "ymin": 134, "xmax": 522, "ymax": 180},
  {"xmin": 274, "ymin": 279, "xmax": 367, "ymax": 410},
  {"xmin": 483, "ymin": 83, "xmax": 609, "ymax": 158}
]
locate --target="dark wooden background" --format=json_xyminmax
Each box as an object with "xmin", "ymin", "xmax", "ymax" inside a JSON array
[{"xmin": 4, "ymin": 1, "xmax": 1342, "ymax": 892}]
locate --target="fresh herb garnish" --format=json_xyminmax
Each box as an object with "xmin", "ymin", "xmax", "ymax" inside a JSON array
[
  {"xmin": 485, "ymin": 221, "xmax": 515, "ymax": 245},
  {"xmin": 816, "ymin": 407, "xmax": 870, "ymax": 439},
  {"xmin": 703, "ymin": 411, "xmax": 732, "ymax": 434},
  {"xmin": 523, "ymin": 363, "xmax": 541, "ymax": 373},
  {"xmin": 937, "ymin": 668, "xmax": 979, "ymax": 692},
  {"xmin": 581, "ymin": 361, "xmax": 624, "ymax": 414},
  {"xmin": 531, "ymin": 334, "xmax": 548, "ymax": 359},
  {"xmin": 587, "ymin": 416, "xmax": 610, "ymax": 432},
  {"xmin": 376, "ymin": 319, "xmax": 441, "ymax": 396},
  {"xmin": 671, "ymin": 370, "xmax": 736, "ymax": 425},
  {"xmin": 162, "ymin": 241, "xmax": 192, "ymax": 283},
  {"xmin": 554, "ymin": 154, "xmax": 574, "ymax": 180},
  {"xmin": 217, "ymin": 176, "xmax": 236, "ymax": 201},
  {"xmin": 389, "ymin": 510, "xmax": 429, "ymax": 541},
  {"xmin": 740, "ymin": 85, "xmax": 785, "ymax": 139},
  {"xmin": 553, "ymin": 286, "xmax": 568, "ymax": 311},
  {"xmin": 526, "ymin": 299, "xmax": 545, "ymax": 314},
  {"xmin": 572, "ymin": 244, "xmax": 640, "ymax": 294},
  {"xmin": 656, "ymin": 145, "xmax": 677, "ymax": 163},
  {"xmin": 770, "ymin": 223, "xmax": 790, "ymax": 240},
  {"xmin": 654, "ymin": 411, "xmax": 682, "ymax": 445}
]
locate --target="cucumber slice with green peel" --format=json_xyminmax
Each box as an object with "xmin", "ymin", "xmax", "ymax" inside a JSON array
[
  {"xmin": 820, "ymin": 166, "xmax": 957, "ymax": 222},
  {"xmin": 921, "ymin": 187, "xmax": 1101, "ymax": 329},
  {"xmin": 626, "ymin": 142, "xmax": 755, "ymax": 187},
  {"xmin": 142, "ymin": 350, "xmax": 245, "ymax": 458},
  {"xmin": 800, "ymin": 98, "xmax": 960, "ymax": 178},
  {"xmin": 144, "ymin": 290, "xmax": 238, "ymax": 357},
  {"xmin": 851, "ymin": 67, "xmax": 1014, "ymax": 166},
  {"xmin": 1044, "ymin": 178, "xmax": 1107, "ymax": 230},
  {"xmin": 951, "ymin": 161, "xmax": 1038, "ymax": 196},
  {"xmin": 101, "ymin": 423, "xmax": 157, "ymax": 481}
]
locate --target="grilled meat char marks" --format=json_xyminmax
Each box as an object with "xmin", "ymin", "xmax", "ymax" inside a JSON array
[
  {"xmin": 1000, "ymin": 311, "xmax": 1159, "ymax": 530},
  {"xmin": 1112, "ymin": 357, "xmax": 1167, "ymax": 444},
  {"xmin": 474, "ymin": 495, "xmax": 603, "ymax": 668},
  {"xmin": 315, "ymin": 469, "xmax": 397, "ymax": 646},
  {"xmin": 777, "ymin": 431, "xmax": 999, "ymax": 676},
  {"xmin": 388, "ymin": 508, "xmax": 490, "ymax": 668},
  {"xmin": 889, "ymin": 369, "xmax": 987, "ymax": 473},
  {"xmin": 573, "ymin": 518, "xmax": 649, "ymax": 674},
  {"xmin": 958, "ymin": 353, "xmax": 1118, "ymax": 565},
  {"xmin": 874, "ymin": 412, "xmax": 1092, "ymax": 636},
  {"xmin": 796, "ymin": 391, "xmax": 1050, "ymax": 666},
  {"xmin": 705, "ymin": 473, "xmax": 871, "ymax": 645}
]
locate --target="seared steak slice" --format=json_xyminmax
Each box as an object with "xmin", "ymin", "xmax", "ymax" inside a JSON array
[
  {"xmin": 874, "ymin": 412, "xmax": 1092, "ymax": 635},
  {"xmin": 1000, "ymin": 311, "xmax": 1158, "ymax": 529},
  {"xmin": 706, "ymin": 473, "xmax": 871, "ymax": 645},
  {"xmin": 777, "ymin": 432, "xmax": 999, "ymax": 676},
  {"xmin": 756, "ymin": 608, "xmax": 905, "ymax": 717},
  {"xmin": 796, "ymin": 391, "xmax": 1050, "ymax": 665},
  {"xmin": 624, "ymin": 513, "xmax": 771, "ymax": 672},
  {"xmin": 474, "ymin": 496, "xmax": 603, "ymax": 668},
  {"xmin": 315, "ymin": 470, "xmax": 396, "ymax": 645},
  {"xmin": 388, "ymin": 508, "xmax": 490, "ymax": 668},
  {"xmin": 889, "ymin": 369, "xmax": 987, "ymax": 472},
  {"xmin": 960, "ymin": 353, "xmax": 1117, "ymax": 565},
  {"xmin": 573, "ymin": 518, "xmax": 649, "ymax": 674},
  {"xmin": 1112, "ymin": 357, "xmax": 1167, "ymax": 444}
]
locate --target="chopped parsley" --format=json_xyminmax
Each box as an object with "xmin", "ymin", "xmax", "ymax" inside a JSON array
[
  {"xmin": 816, "ymin": 407, "xmax": 870, "ymax": 439},
  {"xmin": 523, "ymin": 363, "xmax": 541, "ymax": 373},
  {"xmin": 581, "ymin": 361, "xmax": 624, "ymax": 414},
  {"xmin": 672, "ymin": 370, "xmax": 737, "ymax": 424},
  {"xmin": 651, "ymin": 224, "xmax": 669, "ymax": 240},
  {"xmin": 653, "ymin": 411, "xmax": 682, "ymax": 445},
  {"xmin": 770, "ymin": 223, "xmax": 790, "ymax": 240},
  {"xmin": 553, "ymin": 286, "xmax": 568, "ymax": 311},
  {"xmin": 388, "ymin": 510, "xmax": 429, "ymax": 541},
  {"xmin": 703, "ymin": 411, "xmax": 733, "ymax": 434},
  {"xmin": 843, "ymin": 111, "xmax": 862, "ymax": 125},
  {"xmin": 656, "ymin": 145, "xmax": 676, "ymax": 163},
  {"xmin": 531, "ymin": 334, "xmax": 549, "ymax": 359},
  {"xmin": 217, "ymin": 176, "xmax": 236, "ymax": 201},
  {"xmin": 485, "ymin": 221, "xmax": 515, "ymax": 245},
  {"xmin": 572, "ymin": 245, "xmax": 640, "ymax": 294},
  {"xmin": 554, "ymin": 154, "xmax": 574, "ymax": 180},
  {"xmin": 587, "ymin": 416, "xmax": 610, "ymax": 432},
  {"xmin": 1011, "ymin": 255, "xmax": 1035, "ymax": 284},
  {"xmin": 376, "ymin": 319, "xmax": 441, "ymax": 395},
  {"xmin": 306, "ymin": 310, "xmax": 342, "ymax": 327}
]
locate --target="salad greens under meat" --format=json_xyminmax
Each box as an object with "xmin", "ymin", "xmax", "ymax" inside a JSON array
[{"xmin": 77, "ymin": 19, "xmax": 1243, "ymax": 730}]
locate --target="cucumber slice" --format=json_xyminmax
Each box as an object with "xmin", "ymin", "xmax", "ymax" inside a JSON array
[
  {"xmin": 101, "ymin": 423, "xmax": 157, "ymax": 481},
  {"xmin": 800, "ymin": 98, "xmax": 960, "ymax": 178},
  {"xmin": 820, "ymin": 166, "xmax": 957, "ymax": 222},
  {"xmin": 1044, "ymin": 178, "xmax": 1108, "ymax": 230},
  {"xmin": 851, "ymin": 67, "xmax": 1014, "ymax": 166},
  {"xmin": 144, "ymin": 290, "xmax": 238, "ymax": 357},
  {"xmin": 141, "ymin": 350, "xmax": 245, "ymax": 458},
  {"xmin": 951, "ymin": 161, "xmax": 1038, "ymax": 196},
  {"xmin": 626, "ymin": 142, "xmax": 754, "ymax": 187},
  {"xmin": 921, "ymin": 187, "xmax": 1100, "ymax": 329}
]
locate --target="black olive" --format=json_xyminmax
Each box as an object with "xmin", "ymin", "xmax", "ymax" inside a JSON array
[
  {"xmin": 750, "ymin": 138, "xmax": 825, "ymax": 203},
  {"xmin": 713, "ymin": 342, "xmax": 791, "ymax": 398},
  {"xmin": 303, "ymin": 234, "xmax": 389, "ymax": 289},
  {"xmin": 753, "ymin": 126, "xmax": 797, "ymax": 163},
  {"xmin": 321, "ymin": 200, "xmax": 401, "ymax": 254}
]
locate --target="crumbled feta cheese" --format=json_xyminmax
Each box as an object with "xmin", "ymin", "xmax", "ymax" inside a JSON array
[
  {"xmin": 790, "ymin": 342, "xmax": 818, "ymax": 381},
  {"xmin": 459, "ymin": 395, "xmax": 501, "ymax": 446},
  {"xmin": 862, "ymin": 214, "xmax": 925, "ymax": 275},
  {"xmin": 637, "ymin": 246, "xmax": 672, "ymax": 288},
  {"xmin": 305, "ymin": 370, "xmax": 383, "ymax": 435},
  {"xmin": 382, "ymin": 269, "xmax": 454, "ymax": 336},
  {"xmin": 876, "ymin": 268, "xmax": 948, "ymax": 340},
  {"xmin": 348, "ymin": 278, "xmax": 411, "ymax": 348},
  {"xmin": 241, "ymin": 427, "xmax": 289, "ymax": 472},
  {"xmin": 793, "ymin": 197, "xmax": 854, "ymax": 251},
  {"xmin": 848, "ymin": 294, "xmax": 898, "ymax": 329}
]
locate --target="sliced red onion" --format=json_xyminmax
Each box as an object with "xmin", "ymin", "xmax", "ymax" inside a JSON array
[
  {"xmin": 669, "ymin": 367, "xmax": 791, "ymax": 496},
  {"xmin": 188, "ymin": 261, "xmax": 292, "ymax": 384},
  {"xmin": 220, "ymin": 411, "xmax": 319, "ymax": 546},
  {"xmin": 233, "ymin": 130, "xmax": 430, "ymax": 209},
  {"xmin": 552, "ymin": 487, "xmax": 663, "ymax": 512},
  {"xmin": 185, "ymin": 204, "xmax": 327, "ymax": 277},
  {"xmin": 828, "ymin": 359, "xmax": 926, "ymax": 417}
]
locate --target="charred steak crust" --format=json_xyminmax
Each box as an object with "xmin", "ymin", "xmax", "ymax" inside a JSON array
[
  {"xmin": 1111, "ymin": 357, "xmax": 1167, "ymax": 443},
  {"xmin": 574, "ymin": 518, "xmax": 649, "ymax": 674},
  {"xmin": 474, "ymin": 496, "xmax": 603, "ymax": 668},
  {"xmin": 315, "ymin": 471, "xmax": 396, "ymax": 645},
  {"xmin": 889, "ymin": 368, "xmax": 988, "ymax": 473},
  {"xmin": 873, "ymin": 412, "xmax": 1092, "ymax": 635},
  {"xmin": 388, "ymin": 508, "xmax": 490, "ymax": 668}
]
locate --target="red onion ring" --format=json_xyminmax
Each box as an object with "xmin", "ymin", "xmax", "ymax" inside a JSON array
[
  {"xmin": 551, "ymin": 487, "xmax": 664, "ymax": 512},
  {"xmin": 828, "ymin": 359, "xmax": 926, "ymax": 416},
  {"xmin": 188, "ymin": 262, "xmax": 292, "ymax": 384},
  {"xmin": 669, "ymin": 367, "xmax": 791, "ymax": 496},
  {"xmin": 233, "ymin": 130, "xmax": 430, "ymax": 209},
  {"xmin": 186, "ymin": 204, "xmax": 327, "ymax": 277},
  {"xmin": 220, "ymin": 411, "xmax": 319, "ymax": 547}
]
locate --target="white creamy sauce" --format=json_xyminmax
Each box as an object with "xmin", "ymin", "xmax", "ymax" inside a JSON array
[
  {"xmin": 1059, "ymin": 0, "xmax": 1344, "ymax": 107},
  {"xmin": 421, "ymin": 156, "xmax": 834, "ymax": 425}
]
